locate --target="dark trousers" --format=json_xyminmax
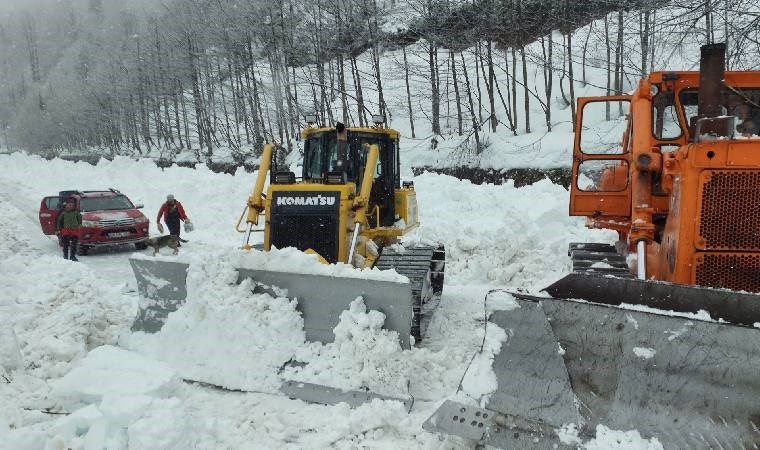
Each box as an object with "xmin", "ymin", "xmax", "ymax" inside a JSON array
[
  {"xmin": 61, "ymin": 235, "xmax": 78, "ymax": 259},
  {"xmin": 166, "ymin": 216, "xmax": 181, "ymax": 237}
]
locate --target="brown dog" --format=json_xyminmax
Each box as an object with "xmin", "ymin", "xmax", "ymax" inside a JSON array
[{"xmin": 145, "ymin": 235, "xmax": 180, "ymax": 256}]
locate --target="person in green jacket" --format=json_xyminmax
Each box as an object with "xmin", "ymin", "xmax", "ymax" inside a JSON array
[{"xmin": 56, "ymin": 199, "xmax": 82, "ymax": 261}]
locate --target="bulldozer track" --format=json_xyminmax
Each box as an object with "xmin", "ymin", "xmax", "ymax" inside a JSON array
[
  {"xmin": 568, "ymin": 242, "xmax": 632, "ymax": 277},
  {"xmin": 375, "ymin": 245, "xmax": 445, "ymax": 342}
]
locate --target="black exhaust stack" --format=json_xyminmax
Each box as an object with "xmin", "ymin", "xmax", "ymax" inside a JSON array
[
  {"xmin": 692, "ymin": 43, "xmax": 733, "ymax": 140},
  {"xmin": 698, "ymin": 43, "xmax": 726, "ymax": 118}
]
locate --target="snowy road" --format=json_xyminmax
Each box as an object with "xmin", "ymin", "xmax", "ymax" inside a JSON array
[{"xmin": 1, "ymin": 153, "xmax": 629, "ymax": 449}]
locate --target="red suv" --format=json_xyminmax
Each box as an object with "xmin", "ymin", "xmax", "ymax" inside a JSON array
[{"xmin": 39, "ymin": 189, "xmax": 150, "ymax": 255}]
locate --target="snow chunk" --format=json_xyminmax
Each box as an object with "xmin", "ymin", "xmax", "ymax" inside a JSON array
[
  {"xmin": 625, "ymin": 313, "xmax": 639, "ymax": 330},
  {"xmin": 557, "ymin": 423, "xmax": 582, "ymax": 445},
  {"xmin": 590, "ymin": 261, "xmax": 613, "ymax": 269},
  {"xmin": 283, "ymin": 298, "xmax": 409, "ymax": 397},
  {"xmin": 584, "ymin": 424, "xmax": 664, "ymax": 449},
  {"xmin": 284, "ymin": 296, "xmax": 508, "ymax": 400},
  {"xmin": 126, "ymin": 398, "xmax": 194, "ymax": 449},
  {"xmin": 632, "ymin": 347, "xmax": 656, "ymax": 360},
  {"xmin": 230, "ymin": 246, "xmax": 409, "ymax": 283},
  {"xmin": 51, "ymin": 345, "xmax": 178, "ymax": 406}
]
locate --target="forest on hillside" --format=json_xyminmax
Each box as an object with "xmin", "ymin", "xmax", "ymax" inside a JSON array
[{"xmin": 1, "ymin": 0, "xmax": 759, "ymax": 164}]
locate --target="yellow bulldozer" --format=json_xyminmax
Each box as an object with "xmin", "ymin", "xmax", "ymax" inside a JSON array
[{"xmin": 130, "ymin": 120, "xmax": 444, "ymax": 348}]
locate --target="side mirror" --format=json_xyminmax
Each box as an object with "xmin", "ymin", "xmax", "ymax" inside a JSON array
[{"xmin": 134, "ymin": 203, "xmax": 144, "ymax": 209}]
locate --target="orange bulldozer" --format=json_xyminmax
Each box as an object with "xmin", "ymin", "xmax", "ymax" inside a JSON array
[{"xmin": 425, "ymin": 44, "xmax": 760, "ymax": 448}]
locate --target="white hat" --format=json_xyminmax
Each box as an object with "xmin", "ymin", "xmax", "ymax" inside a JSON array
[{"xmin": 167, "ymin": 194, "xmax": 175, "ymax": 201}]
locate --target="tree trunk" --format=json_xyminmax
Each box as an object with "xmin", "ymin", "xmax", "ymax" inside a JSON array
[
  {"xmin": 541, "ymin": 35, "xmax": 553, "ymax": 131},
  {"xmin": 567, "ymin": 32, "xmax": 577, "ymax": 128},
  {"xmin": 487, "ymin": 41, "xmax": 497, "ymax": 132},
  {"xmin": 604, "ymin": 15, "xmax": 611, "ymax": 120},
  {"xmin": 351, "ymin": 55, "xmax": 367, "ymax": 126},
  {"xmin": 450, "ymin": 50, "xmax": 462, "ymax": 136},
  {"xmin": 403, "ymin": 46, "xmax": 416, "ymax": 138},
  {"xmin": 429, "ymin": 42, "xmax": 440, "ymax": 135},
  {"xmin": 640, "ymin": 10, "xmax": 650, "ymax": 76},
  {"xmin": 511, "ymin": 47, "xmax": 518, "ymax": 133},
  {"xmin": 521, "ymin": 45, "xmax": 530, "ymax": 134},
  {"xmin": 460, "ymin": 53, "xmax": 480, "ymax": 154}
]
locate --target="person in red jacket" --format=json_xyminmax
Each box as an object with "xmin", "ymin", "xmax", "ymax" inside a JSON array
[{"xmin": 156, "ymin": 195, "xmax": 190, "ymax": 240}]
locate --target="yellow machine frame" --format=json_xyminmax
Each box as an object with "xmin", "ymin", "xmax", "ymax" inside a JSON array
[{"xmin": 236, "ymin": 127, "xmax": 420, "ymax": 267}]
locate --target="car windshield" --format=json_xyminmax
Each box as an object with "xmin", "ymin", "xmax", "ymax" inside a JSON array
[{"xmin": 79, "ymin": 195, "xmax": 134, "ymax": 211}]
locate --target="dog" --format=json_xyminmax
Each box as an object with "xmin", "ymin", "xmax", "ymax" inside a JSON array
[{"xmin": 145, "ymin": 235, "xmax": 181, "ymax": 256}]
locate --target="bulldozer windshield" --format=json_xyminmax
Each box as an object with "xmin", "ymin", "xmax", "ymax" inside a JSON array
[
  {"xmin": 679, "ymin": 88, "xmax": 760, "ymax": 139},
  {"xmin": 302, "ymin": 131, "xmax": 388, "ymax": 184}
]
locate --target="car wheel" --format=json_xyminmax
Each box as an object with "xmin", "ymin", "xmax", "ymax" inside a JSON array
[
  {"xmin": 78, "ymin": 245, "xmax": 90, "ymax": 256},
  {"xmin": 135, "ymin": 241, "xmax": 148, "ymax": 250}
]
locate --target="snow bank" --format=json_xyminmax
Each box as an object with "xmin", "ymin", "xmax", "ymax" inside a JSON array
[
  {"xmin": 408, "ymin": 172, "xmax": 615, "ymax": 290},
  {"xmin": 51, "ymin": 345, "xmax": 179, "ymax": 406},
  {"xmin": 31, "ymin": 347, "xmax": 200, "ymax": 450},
  {"xmin": 230, "ymin": 246, "xmax": 409, "ymax": 283},
  {"xmin": 584, "ymin": 425, "xmax": 664, "ymax": 450},
  {"xmin": 283, "ymin": 294, "xmax": 509, "ymax": 401},
  {"xmin": 2, "ymin": 253, "xmax": 133, "ymax": 379}
]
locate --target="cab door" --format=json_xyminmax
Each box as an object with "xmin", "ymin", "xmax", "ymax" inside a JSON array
[
  {"xmin": 570, "ymin": 96, "xmax": 632, "ymax": 217},
  {"xmin": 39, "ymin": 196, "xmax": 61, "ymax": 234}
]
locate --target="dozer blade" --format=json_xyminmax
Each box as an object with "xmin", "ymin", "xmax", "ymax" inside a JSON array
[
  {"xmin": 426, "ymin": 297, "xmax": 760, "ymax": 448},
  {"xmin": 128, "ymin": 258, "xmax": 415, "ymax": 348},
  {"xmin": 547, "ymin": 272, "xmax": 760, "ymax": 325},
  {"xmin": 236, "ymin": 267, "xmax": 414, "ymax": 349},
  {"xmin": 129, "ymin": 258, "xmax": 190, "ymax": 333}
]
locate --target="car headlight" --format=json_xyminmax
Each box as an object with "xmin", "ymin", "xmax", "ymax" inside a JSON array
[
  {"xmin": 135, "ymin": 216, "xmax": 148, "ymax": 223},
  {"xmin": 82, "ymin": 220, "xmax": 99, "ymax": 227}
]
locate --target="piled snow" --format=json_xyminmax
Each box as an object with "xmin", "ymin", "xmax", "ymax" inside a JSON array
[
  {"xmin": 282, "ymin": 297, "xmax": 508, "ymax": 400},
  {"xmin": 230, "ymin": 246, "xmax": 409, "ymax": 282},
  {"xmin": 4, "ymin": 347, "xmax": 201, "ymax": 450},
  {"xmin": 50, "ymin": 345, "xmax": 179, "ymax": 407},
  {"xmin": 2, "ymin": 253, "xmax": 133, "ymax": 380},
  {"xmin": 408, "ymin": 172, "xmax": 614, "ymax": 290},
  {"xmin": 584, "ymin": 425, "xmax": 664, "ymax": 450},
  {"xmin": 124, "ymin": 256, "xmax": 306, "ymax": 393},
  {"xmin": 632, "ymin": 347, "xmax": 656, "ymax": 360}
]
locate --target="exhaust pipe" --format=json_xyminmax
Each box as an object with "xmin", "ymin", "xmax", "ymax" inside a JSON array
[{"xmin": 698, "ymin": 43, "xmax": 726, "ymax": 118}]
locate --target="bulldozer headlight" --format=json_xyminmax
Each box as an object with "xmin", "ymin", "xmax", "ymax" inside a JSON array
[
  {"xmin": 272, "ymin": 171, "xmax": 296, "ymax": 184},
  {"xmin": 372, "ymin": 114, "xmax": 385, "ymax": 126},
  {"xmin": 325, "ymin": 171, "xmax": 347, "ymax": 184}
]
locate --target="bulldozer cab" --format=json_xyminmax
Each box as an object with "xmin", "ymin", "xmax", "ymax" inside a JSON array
[{"xmin": 302, "ymin": 126, "xmax": 400, "ymax": 227}]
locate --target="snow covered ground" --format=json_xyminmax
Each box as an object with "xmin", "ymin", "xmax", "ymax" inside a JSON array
[{"xmin": 0, "ymin": 152, "xmax": 674, "ymax": 449}]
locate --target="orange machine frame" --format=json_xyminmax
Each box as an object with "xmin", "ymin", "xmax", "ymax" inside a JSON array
[{"xmin": 570, "ymin": 71, "xmax": 760, "ymax": 286}]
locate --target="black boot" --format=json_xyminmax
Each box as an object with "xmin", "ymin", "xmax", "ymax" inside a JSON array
[
  {"xmin": 69, "ymin": 241, "xmax": 79, "ymax": 261},
  {"xmin": 62, "ymin": 249, "xmax": 69, "ymax": 260},
  {"xmin": 62, "ymin": 238, "xmax": 69, "ymax": 260}
]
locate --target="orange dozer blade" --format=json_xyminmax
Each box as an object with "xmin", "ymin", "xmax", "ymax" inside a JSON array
[{"xmin": 545, "ymin": 272, "xmax": 760, "ymax": 325}]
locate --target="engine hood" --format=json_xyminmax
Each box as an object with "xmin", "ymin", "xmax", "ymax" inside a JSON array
[{"xmin": 82, "ymin": 209, "xmax": 145, "ymax": 222}]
